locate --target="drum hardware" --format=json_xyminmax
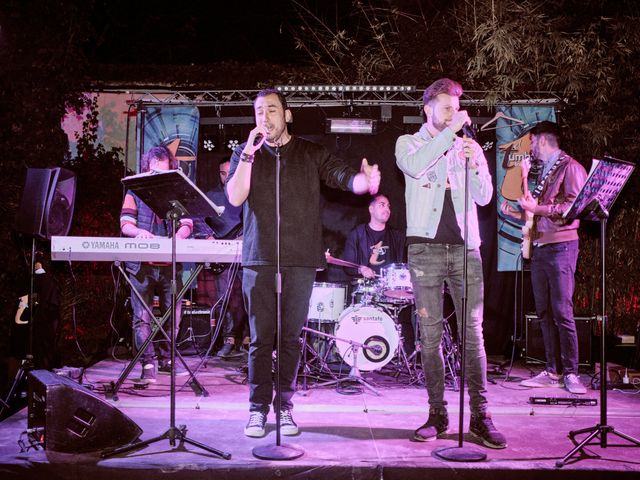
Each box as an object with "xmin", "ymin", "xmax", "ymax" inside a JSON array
[
  {"xmin": 299, "ymin": 320, "xmax": 339, "ymax": 390},
  {"xmin": 302, "ymin": 323, "xmax": 382, "ymax": 396},
  {"xmin": 406, "ymin": 312, "xmax": 461, "ymax": 391},
  {"xmin": 374, "ymin": 302, "xmax": 418, "ymax": 382}
]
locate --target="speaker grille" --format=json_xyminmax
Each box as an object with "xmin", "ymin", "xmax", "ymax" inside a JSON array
[
  {"xmin": 15, "ymin": 168, "xmax": 76, "ymax": 239},
  {"xmin": 525, "ymin": 314, "xmax": 594, "ymax": 367}
]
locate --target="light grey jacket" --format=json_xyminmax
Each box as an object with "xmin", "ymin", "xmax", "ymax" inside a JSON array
[{"xmin": 395, "ymin": 124, "xmax": 493, "ymax": 249}]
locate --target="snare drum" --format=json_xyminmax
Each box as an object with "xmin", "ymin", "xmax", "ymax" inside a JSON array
[
  {"xmin": 381, "ymin": 263, "xmax": 413, "ymax": 301},
  {"xmin": 350, "ymin": 278, "xmax": 381, "ymax": 305},
  {"xmin": 308, "ymin": 282, "xmax": 346, "ymax": 323}
]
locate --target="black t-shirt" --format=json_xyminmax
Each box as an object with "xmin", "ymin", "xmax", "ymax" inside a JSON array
[
  {"xmin": 407, "ymin": 188, "xmax": 463, "ymax": 245},
  {"xmin": 343, "ymin": 224, "xmax": 406, "ymax": 277},
  {"xmin": 227, "ymin": 136, "xmax": 357, "ymax": 267}
]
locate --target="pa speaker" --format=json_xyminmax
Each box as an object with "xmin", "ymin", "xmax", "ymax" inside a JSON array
[
  {"xmin": 15, "ymin": 167, "xmax": 76, "ymax": 240},
  {"xmin": 28, "ymin": 369, "xmax": 142, "ymax": 453},
  {"xmin": 525, "ymin": 314, "xmax": 594, "ymax": 367}
]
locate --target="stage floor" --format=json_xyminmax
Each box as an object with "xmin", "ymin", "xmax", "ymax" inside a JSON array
[{"xmin": 1, "ymin": 353, "xmax": 639, "ymax": 480}]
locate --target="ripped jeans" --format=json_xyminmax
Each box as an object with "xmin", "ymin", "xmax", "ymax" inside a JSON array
[{"xmin": 408, "ymin": 243, "xmax": 488, "ymax": 415}]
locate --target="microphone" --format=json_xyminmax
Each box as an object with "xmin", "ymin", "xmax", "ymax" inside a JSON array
[
  {"xmin": 253, "ymin": 133, "xmax": 264, "ymax": 147},
  {"xmin": 462, "ymin": 123, "xmax": 476, "ymax": 139},
  {"xmin": 369, "ymin": 345, "xmax": 384, "ymax": 356}
]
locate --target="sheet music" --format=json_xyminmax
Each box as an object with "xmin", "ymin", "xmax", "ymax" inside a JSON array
[
  {"xmin": 563, "ymin": 157, "xmax": 635, "ymax": 221},
  {"xmin": 122, "ymin": 168, "xmax": 225, "ymax": 217}
]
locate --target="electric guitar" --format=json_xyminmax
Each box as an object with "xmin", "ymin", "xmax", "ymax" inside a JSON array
[{"xmin": 520, "ymin": 157, "xmax": 535, "ymax": 260}]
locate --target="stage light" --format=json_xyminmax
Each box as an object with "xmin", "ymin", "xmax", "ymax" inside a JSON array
[
  {"xmin": 203, "ymin": 139, "xmax": 214, "ymax": 152},
  {"xmin": 277, "ymin": 85, "xmax": 415, "ymax": 93},
  {"xmin": 227, "ymin": 139, "xmax": 239, "ymax": 151},
  {"xmin": 325, "ymin": 118, "xmax": 378, "ymax": 135}
]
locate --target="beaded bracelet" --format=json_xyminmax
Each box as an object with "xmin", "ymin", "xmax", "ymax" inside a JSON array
[{"xmin": 240, "ymin": 152, "xmax": 255, "ymax": 163}]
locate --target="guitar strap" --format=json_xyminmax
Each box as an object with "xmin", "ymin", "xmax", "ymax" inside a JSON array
[
  {"xmin": 531, "ymin": 152, "xmax": 566, "ymax": 199},
  {"xmin": 527, "ymin": 152, "xmax": 566, "ymax": 247}
]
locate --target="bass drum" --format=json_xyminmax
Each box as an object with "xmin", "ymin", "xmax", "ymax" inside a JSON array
[{"xmin": 334, "ymin": 305, "xmax": 399, "ymax": 371}]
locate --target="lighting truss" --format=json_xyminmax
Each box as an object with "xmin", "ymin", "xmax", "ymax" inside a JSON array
[{"xmin": 102, "ymin": 88, "xmax": 563, "ymax": 109}]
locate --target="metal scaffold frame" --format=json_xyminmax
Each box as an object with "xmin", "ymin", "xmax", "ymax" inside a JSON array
[{"xmin": 99, "ymin": 88, "xmax": 563, "ymax": 109}]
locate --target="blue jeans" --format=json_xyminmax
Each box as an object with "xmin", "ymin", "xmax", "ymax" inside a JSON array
[
  {"xmin": 242, "ymin": 266, "xmax": 316, "ymax": 413},
  {"xmin": 408, "ymin": 244, "xmax": 488, "ymax": 415},
  {"xmin": 531, "ymin": 240, "xmax": 579, "ymax": 375},
  {"xmin": 129, "ymin": 264, "xmax": 183, "ymax": 366}
]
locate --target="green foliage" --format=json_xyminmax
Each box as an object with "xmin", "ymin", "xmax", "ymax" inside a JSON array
[
  {"xmin": 57, "ymin": 95, "xmax": 129, "ymax": 365},
  {"xmin": 288, "ymin": 0, "xmax": 640, "ymax": 335}
]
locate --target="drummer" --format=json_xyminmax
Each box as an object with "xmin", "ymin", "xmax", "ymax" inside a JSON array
[{"xmin": 342, "ymin": 194, "xmax": 405, "ymax": 282}]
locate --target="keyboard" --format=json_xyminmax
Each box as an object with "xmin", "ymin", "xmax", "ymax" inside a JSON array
[{"xmin": 51, "ymin": 236, "xmax": 242, "ymax": 263}]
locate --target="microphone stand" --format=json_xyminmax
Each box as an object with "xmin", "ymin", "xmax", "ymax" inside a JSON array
[
  {"xmin": 253, "ymin": 143, "xmax": 304, "ymax": 461},
  {"xmin": 434, "ymin": 126, "xmax": 487, "ymax": 462}
]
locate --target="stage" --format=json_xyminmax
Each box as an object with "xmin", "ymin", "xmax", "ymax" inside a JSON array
[{"xmin": 1, "ymin": 354, "xmax": 639, "ymax": 480}]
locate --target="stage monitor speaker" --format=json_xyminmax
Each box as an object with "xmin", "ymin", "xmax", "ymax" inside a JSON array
[
  {"xmin": 14, "ymin": 167, "xmax": 76, "ymax": 240},
  {"xmin": 28, "ymin": 369, "xmax": 142, "ymax": 453},
  {"xmin": 525, "ymin": 314, "xmax": 594, "ymax": 367}
]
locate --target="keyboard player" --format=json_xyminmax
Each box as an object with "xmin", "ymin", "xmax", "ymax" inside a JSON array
[{"xmin": 120, "ymin": 145, "xmax": 193, "ymax": 384}]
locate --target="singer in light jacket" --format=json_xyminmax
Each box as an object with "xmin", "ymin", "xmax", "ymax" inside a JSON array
[{"xmin": 395, "ymin": 78, "xmax": 506, "ymax": 449}]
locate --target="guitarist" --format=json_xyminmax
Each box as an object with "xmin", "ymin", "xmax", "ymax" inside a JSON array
[{"xmin": 501, "ymin": 121, "xmax": 588, "ymax": 394}]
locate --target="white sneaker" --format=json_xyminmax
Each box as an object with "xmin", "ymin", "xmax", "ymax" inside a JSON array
[
  {"xmin": 521, "ymin": 371, "xmax": 563, "ymax": 388},
  {"xmin": 564, "ymin": 373, "xmax": 587, "ymax": 394},
  {"xmin": 244, "ymin": 411, "xmax": 267, "ymax": 438},
  {"xmin": 279, "ymin": 409, "xmax": 299, "ymax": 436}
]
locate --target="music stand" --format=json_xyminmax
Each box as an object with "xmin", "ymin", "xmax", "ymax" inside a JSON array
[
  {"xmin": 556, "ymin": 156, "xmax": 639, "ymax": 467},
  {"xmin": 103, "ymin": 169, "xmax": 231, "ymax": 460}
]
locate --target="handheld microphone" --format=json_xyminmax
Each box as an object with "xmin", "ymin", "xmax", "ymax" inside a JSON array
[{"xmin": 462, "ymin": 123, "xmax": 476, "ymax": 139}]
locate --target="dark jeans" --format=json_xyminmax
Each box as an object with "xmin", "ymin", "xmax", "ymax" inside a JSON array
[
  {"xmin": 408, "ymin": 243, "xmax": 488, "ymax": 415},
  {"xmin": 129, "ymin": 264, "xmax": 183, "ymax": 366},
  {"xmin": 531, "ymin": 240, "xmax": 579, "ymax": 375},
  {"xmin": 215, "ymin": 267, "xmax": 249, "ymax": 341},
  {"xmin": 242, "ymin": 266, "xmax": 316, "ymax": 413}
]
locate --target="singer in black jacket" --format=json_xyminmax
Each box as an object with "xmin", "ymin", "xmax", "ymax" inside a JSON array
[{"xmin": 226, "ymin": 88, "xmax": 380, "ymax": 438}]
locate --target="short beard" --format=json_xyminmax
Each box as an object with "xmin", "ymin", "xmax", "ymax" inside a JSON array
[{"xmin": 431, "ymin": 117, "xmax": 448, "ymax": 132}]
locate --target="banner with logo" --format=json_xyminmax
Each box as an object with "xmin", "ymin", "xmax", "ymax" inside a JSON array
[
  {"xmin": 495, "ymin": 105, "xmax": 556, "ymax": 271},
  {"xmin": 141, "ymin": 106, "xmax": 200, "ymax": 182}
]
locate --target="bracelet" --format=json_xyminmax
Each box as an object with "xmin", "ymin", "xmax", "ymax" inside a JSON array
[{"xmin": 240, "ymin": 152, "xmax": 255, "ymax": 163}]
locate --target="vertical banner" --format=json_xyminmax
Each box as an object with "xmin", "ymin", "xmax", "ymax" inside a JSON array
[
  {"xmin": 140, "ymin": 106, "xmax": 200, "ymax": 182},
  {"xmin": 495, "ymin": 105, "xmax": 556, "ymax": 271}
]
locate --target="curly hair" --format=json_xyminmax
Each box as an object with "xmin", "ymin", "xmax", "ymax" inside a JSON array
[{"xmin": 140, "ymin": 145, "xmax": 179, "ymax": 172}]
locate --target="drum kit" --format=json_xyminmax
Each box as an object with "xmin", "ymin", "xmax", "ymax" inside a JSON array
[{"xmin": 301, "ymin": 261, "xmax": 420, "ymax": 392}]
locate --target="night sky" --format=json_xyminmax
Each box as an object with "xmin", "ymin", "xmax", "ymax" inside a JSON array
[{"xmin": 84, "ymin": 0, "xmax": 349, "ymax": 65}]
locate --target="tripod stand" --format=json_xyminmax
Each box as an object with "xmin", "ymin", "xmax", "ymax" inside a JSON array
[
  {"xmin": 305, "ymin": 324, "xmax": 382, "ymax": 395},
  {"xmin": 300, "ymin": 320, "xmax": 339, "ymax": 390},
  {"xmin": 104, "ymin": 169, "xmax": 230, "ymax": 460},
  {"xmin": 556, "ymin": 156, "xmax": 639, "ymax": 467}
]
